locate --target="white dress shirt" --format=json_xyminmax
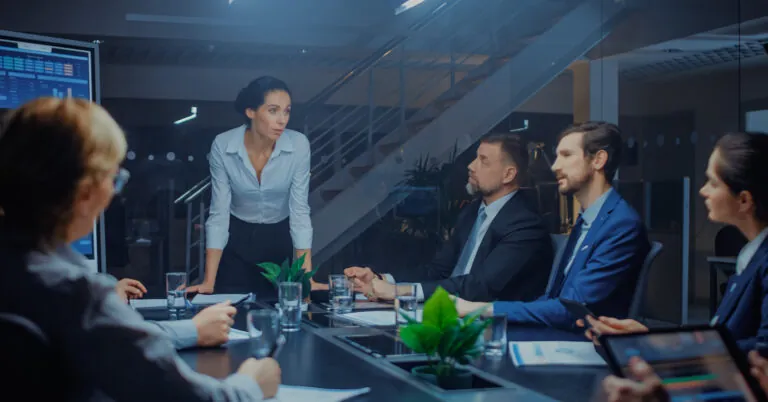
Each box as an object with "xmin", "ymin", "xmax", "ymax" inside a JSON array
[
  {"xmin": 205, "ymin": 125, "xmax": 313, "ymax": 250},
  {"xmin": 736, "ymin": 227, "xmax": 768, "ymax": 275}
]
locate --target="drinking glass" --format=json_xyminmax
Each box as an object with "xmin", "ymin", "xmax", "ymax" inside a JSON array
[
  {"xmin": 395, "ymin": 282, "xmax": 419, "ymax": 326},
  {"xmin": 329, "ymin": 274, "xmax": 354, "ymax": 313},
  {"xmin": 483, "ymin": 314, "xmax": 508, "ymax": 357},
  {"xmin": 166, "ymin": 272, "xmax": 187, "ymax": 320},
  {"xmin": 279, "ymin": 282, "xmax": 302, "ymax": 332},
  {"xmin": 247, "ymin": 309, "xmax": 280, "ymax": 358}
]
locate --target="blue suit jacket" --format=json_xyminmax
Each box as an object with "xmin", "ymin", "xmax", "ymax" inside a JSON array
[
  {"xmin": 713, "ymin": 237, "xmax": 768, "ymax": 352},
  {"xmin": 494, "ymin": 189, "xmax": 650, "ymax": 329}
]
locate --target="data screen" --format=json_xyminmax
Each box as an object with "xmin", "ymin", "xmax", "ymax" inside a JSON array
[
  {"xmin": 607, "ymin": 329, "xmax": 758, "ymax": 402},
  {"xmin": 0, "ymin": 38, "xmax": 92, "ymax": 108}
]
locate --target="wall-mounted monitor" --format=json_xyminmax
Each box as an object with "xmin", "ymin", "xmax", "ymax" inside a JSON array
[{"xmin": 0, "ymin": 30, "xmax": 102, "ymax": 272}]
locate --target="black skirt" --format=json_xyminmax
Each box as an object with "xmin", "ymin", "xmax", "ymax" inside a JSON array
[{"xmin": 215, "ymin": 215, "xmax": 293, "ymax": 300}]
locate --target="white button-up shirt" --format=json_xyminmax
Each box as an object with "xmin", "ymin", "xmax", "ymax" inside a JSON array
[{"xmin": 205, "ymin": 125, "xmax": 312, "ymax": 250}]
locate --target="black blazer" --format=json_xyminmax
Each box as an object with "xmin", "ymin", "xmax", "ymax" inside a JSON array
[{"xmin": 420, "ymin": 192, "xmax": 553, "ymax": 302}]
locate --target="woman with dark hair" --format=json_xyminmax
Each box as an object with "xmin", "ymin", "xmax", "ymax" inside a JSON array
[
  {"xmin": 187, "ymin": 76, "xmax": 313, "ymax": 297},
  {"xmin": 577, "ymin": 132, "xmax": 768, "ymax": 401},
  {"xmin": 0, "ymin": 97, "xmax": 280, "ymax": 400}
]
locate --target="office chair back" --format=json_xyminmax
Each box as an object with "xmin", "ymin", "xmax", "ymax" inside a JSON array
[
  {"xmin": 545, "ymin": 234, "xmax": 569, "ymax": 293},
  {"xmin": 629, "ymin": 241, "xmax": 664, "ymax": 319},
  {"xmin": 0, "ymin": 313, "xmax": 67, "ymax": 398}
]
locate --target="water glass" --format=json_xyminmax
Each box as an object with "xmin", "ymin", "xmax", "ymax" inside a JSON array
[
  {"xmin": 166, "ymin": 272, "xmax": 187, "ymax": 320},
  {"xmin": 279, "ymin": 282, "xmax": 302, "ymax": 332},
  {"xmin": 329, "ymin": 274, "xmax": 354, "ymax": 313},
  {"xmin": 247, "ymin": 309, "xmax": 280, "ymax": 358},
  {"xmin": 395, "ymin": 283, "xmax": 419, "ymax": 326},
  {"xmin": 483, "ymin": 314, "xmax": 508, "ymax": 357}
]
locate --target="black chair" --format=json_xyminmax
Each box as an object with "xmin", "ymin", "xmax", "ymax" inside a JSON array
[
  {"xmin": 0, "ymin": 313, "xmax": 68, "ymax": 398},
  {"xmin": 630, "ymin": 241, "xmax": 663, "ymax": 320},
  {"xmin": 545, "ymin": 234, "xmax": 569, "ymax": 294}
]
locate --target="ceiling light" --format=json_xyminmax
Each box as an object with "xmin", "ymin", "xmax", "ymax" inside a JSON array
[
  {"xmin": 174, "ymin": 106, "xmax": 198, "ymax": 125},
  {"xmin": 395, "ymin": 0, "xmax": 425, "ymax": 15}
]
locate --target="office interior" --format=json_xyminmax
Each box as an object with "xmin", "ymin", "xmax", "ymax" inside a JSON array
[{"xmin": 2, "ymin": 0, "xmax": 767, "ymax": 329}]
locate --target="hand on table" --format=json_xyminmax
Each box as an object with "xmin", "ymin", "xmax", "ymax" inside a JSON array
[
  {"xmin": 187, "ymin": 281, "xmax": 215, "ymax": 295},
  {"xmin": 343, "ymin": 266, "xmax": 376, "ymax": 284},
  {"xmin": 453, "ymin": 296, "xmax": 492, "ymax": 318},
  {"xmin": 115, "ymin": 278, "xmax": 147, "ymax": 302},
  {"xmin": 750, "ymin": 351, "xmax": 768, "ymax": 394},
  {"xmin": 237, "ymin": 357, "xmax": 281, "ymax": 399},
  {"xmin": 192, "ymin": 301, "xmax": 236, "ymax": 347},
  {"xmin": 576, "ymin": 316, "xmax": 648, "ymax": 346},
  {"xmin": 602, "ymin": 357, "xmax": 668, "ymax": 402}
]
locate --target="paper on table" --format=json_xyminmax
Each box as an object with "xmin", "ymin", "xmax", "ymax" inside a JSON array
[
  {"xmin": 337, "ymin": 310, "xmax": 422, "ymax": 326},
  {"xmin": 224, "ymin": 329, "xmax": 250, "ymax": 347},
  {"xmin": 191, "ymin": 294, "xmax": 249, "ymax": 306},
  {"xmin": 129, "ymin": 298, "xmax": 167, "ymax": 309},
  {"xmin": 509, "ymin": 341, "xmax": 606, "ymax": 367},
  {"xmin": 274, "ymin": 385, "xmax": 370, "ymax": 402}
]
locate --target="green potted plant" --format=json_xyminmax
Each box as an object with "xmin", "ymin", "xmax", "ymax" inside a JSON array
[
  {"xmin": 258, "ymin": 254, "xmax": 319, "ymax": 310},
  {"xmin": 398, "ymin": 287, "xmax": 491, "ymax": 390}
]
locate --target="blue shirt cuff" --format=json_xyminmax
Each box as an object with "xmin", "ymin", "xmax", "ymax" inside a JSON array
[
  {"xmin": 291, "ymin": 228, "xmax": 313, "ymax": 250},
  {"xmin": 150, "ymin": 319, "xmax": 199, "ymax": 350},
  {"xmin": 225, "ymin": 373, "xmax": 266, "ymax": 400}
]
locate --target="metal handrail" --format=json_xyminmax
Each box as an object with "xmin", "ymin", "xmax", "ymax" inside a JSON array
[{"xmin": 174, "ymin": 176, "xmax": 211, "ymax": 204}]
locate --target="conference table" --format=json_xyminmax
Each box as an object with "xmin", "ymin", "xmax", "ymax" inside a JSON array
[{"xmin": 139, "ymin": 297, "xmax": 610, "ymax": 402}]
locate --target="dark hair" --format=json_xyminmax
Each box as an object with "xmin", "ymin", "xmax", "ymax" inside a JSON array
[
  {"xmin": 481, "ymin": 132, "xmax": 528, "ymax": 181},
  {"xmin": 234, "ymin": 76, "xmax": 291, "ymax": 125},
  {"xmin": 558, "ymin": 121, "xmax": 623, "ymax": 180},
  {"xmin": 715, "ymin": 132, "xmax": 768, "ymax": 224},
  {"xmin": 0, "ymin": 98, "xmax": 126, "ymax": 251}
]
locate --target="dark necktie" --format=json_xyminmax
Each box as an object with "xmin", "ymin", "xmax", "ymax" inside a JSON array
[{"xmin": 548, "ymin": 216, "xmax": 584, "ymax": 298}]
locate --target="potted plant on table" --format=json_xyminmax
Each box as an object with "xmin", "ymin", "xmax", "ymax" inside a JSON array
[
  {"xmin": 258, "ymin": 254, "xmax": 319, "ymax": 311},
  {"xmin": 398, "ymin": 287, "xmax": 491, "ymax": 390}
]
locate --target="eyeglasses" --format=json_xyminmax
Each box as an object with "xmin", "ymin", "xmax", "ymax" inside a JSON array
[{"xmin": 114, "ymin": 168, "xmax": 130, "ymax": 194}]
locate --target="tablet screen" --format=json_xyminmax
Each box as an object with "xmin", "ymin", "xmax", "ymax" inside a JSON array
[{"xmin": 606, "ymin": 329, "xmax": 758, "ymax": 401}]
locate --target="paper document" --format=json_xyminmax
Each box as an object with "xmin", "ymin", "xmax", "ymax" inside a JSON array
[
  {"xmin": 337, "ymin": 310, "xmax": 422, "ymax": 327},
  {"xmin": 509, "ymin": 341, "xmax": 606, "ymax": 367},
  {"xmin": 274, "ymin": 385, "xmax": 370, "ymax": 402},
  {"xmin": 191, "ymin": 293, "xmax": 249, "ymax": 306},
  {"xmin": 129, "ymin": 298, "xmax": 167, "ymax": 309},
  {"xmin": 224, "ymin": 329, "xmax": 250, "ymax": 346}
]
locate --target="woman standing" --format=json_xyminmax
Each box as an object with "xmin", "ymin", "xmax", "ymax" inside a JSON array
[{"xmin": 187, "ymin": 76, "xmax": 312, "ymax": 297}]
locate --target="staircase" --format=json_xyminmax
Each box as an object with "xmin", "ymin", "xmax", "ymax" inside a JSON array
[
  {"xmin": 179, "ymin": 0, "xmax": 634, "ymax": 275},
  {"xmin": 310, "ymin": 0, "xmax": 632, "ymax": 264}
]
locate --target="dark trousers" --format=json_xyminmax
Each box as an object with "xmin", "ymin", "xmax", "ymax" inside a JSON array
[{"xmin": 216, "ymin": 215, "xmax": 293, "ymax": 301}]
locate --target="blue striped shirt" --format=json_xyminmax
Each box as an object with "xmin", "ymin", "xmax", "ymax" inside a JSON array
[{"xmin": 206, "ymin": 126, "xmax": 312, "ymax": 250}]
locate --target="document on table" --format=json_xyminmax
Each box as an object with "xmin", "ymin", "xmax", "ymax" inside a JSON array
[
  {"xmin": 129, "ymin": 298, "xmax": 167, "ymax": 309},
  {"xmin": 224, "ymin": 329, "xmax": 250, "ymax": 347},
  {"xmin": 337, "ymin": 310, "xmax": 422, "ymax": 326},
  {"xmin": 191, "ymin": 293, "xmax": 249, "ymax": 306},
  {"xmin": 274, "ymin": 385, "xmax": 370, "ymax": 402},
  {"xmin": 509, "ymin": 341, "xmax": 606, "ymax": 367}
]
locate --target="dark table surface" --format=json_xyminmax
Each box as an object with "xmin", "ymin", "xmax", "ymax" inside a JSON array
[{"xmin": 140, "ymin": 301, "xmax": 610, "ymax": 402}]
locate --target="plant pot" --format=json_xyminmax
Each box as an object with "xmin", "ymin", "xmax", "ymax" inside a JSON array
[{"xmin": 410, "ymin": 366, "xmax": 473, "ymax": 390}]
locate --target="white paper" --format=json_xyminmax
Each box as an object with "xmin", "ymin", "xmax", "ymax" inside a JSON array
[
  {"xmin": 191, "ymin": 293, "xmax": 249, "ymax": 306},
  {"xmin": 273, "ymin": 385, "xmax": 370, "ymax": 402},
  {"xmin": 225, "ymin": 329, "xmax": 250, "ymax": 346},
  {"xmin": 509, "ymin": 341, "xmax": 606, "ymax": 367},
  {"xmin": 129, "ymin": 298, "xmax": 167, "ymax": 309},
  {"xmin": 355, "ymin": 293, "xmax": 368, "ymax": 301},
  {"xmin": 337, "ymin": 310, "xmax": 422, "ymax": 326}
]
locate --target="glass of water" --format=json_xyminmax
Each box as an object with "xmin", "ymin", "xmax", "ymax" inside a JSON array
[
  {"xmin": 279, "ymin": 282, "xmax": 302, "ymax": 332},
  {"xmin": 247, "ymin": 309, "xmax": 280, "ymax": 358},
  {"xmin": 483, "ymin": 314, "xmax": 508, "ymax": 357},
  {"xmin": 395, "ymin": 282, "xmax": 419, "ymax": 326},
  {"xmin": 329, "ymin": 274, "xmax": 354, "ymax": 313},
  {"xmin": 166, "ymin": 272, "xmax": 187, "ymax": 320}
]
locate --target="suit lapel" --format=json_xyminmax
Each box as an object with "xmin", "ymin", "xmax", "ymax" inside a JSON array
[
  {"xmin": 468, "ymin": 195, "xmax": 520, "ymax": 273},
  {"xmin": 713, "ymin": 239, "xmax": 768, "ymax": 325},
  {"xmin": 561, "ymin": 190, "xmax": 621, "ymax": 283}
]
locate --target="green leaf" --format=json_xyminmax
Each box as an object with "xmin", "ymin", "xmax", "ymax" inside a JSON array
[
  {"xmin": 398, "ymin": 308, "xmax": 420, "ymax": 325},
  {"xmin": 301, "ymin": 275, "xmax": 311, "ymax": 299},
  {"xmin": 422, "ymin": 287, "xmax": 458, "ymax": 331},
  {"xmin": 436, "ymin": 326, "xmax": 459, "ymax": 360},
  {"xmin": 461, "ymin": 303, "xmax": 491, "ymax": 326},
  {"xmin": 399, "ymin": 323, "xmax": 441, "ymax": 355},
  {"xmin": 450, "ymin": 319, "xmax": 491, "ymax": 358},
  {"xmin": 257, "ymin": 262, "xmax": 281, "ymax": 276}
]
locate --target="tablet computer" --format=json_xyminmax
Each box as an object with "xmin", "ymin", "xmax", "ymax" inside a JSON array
[{"xmin": 601, "ymin": 325, "xmax": 767, "ymax": 402}]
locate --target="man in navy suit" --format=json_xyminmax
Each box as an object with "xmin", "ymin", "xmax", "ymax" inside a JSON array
[{"xmin": 457, "ymin": 121, "xmax": 651, "ymax": 329}]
